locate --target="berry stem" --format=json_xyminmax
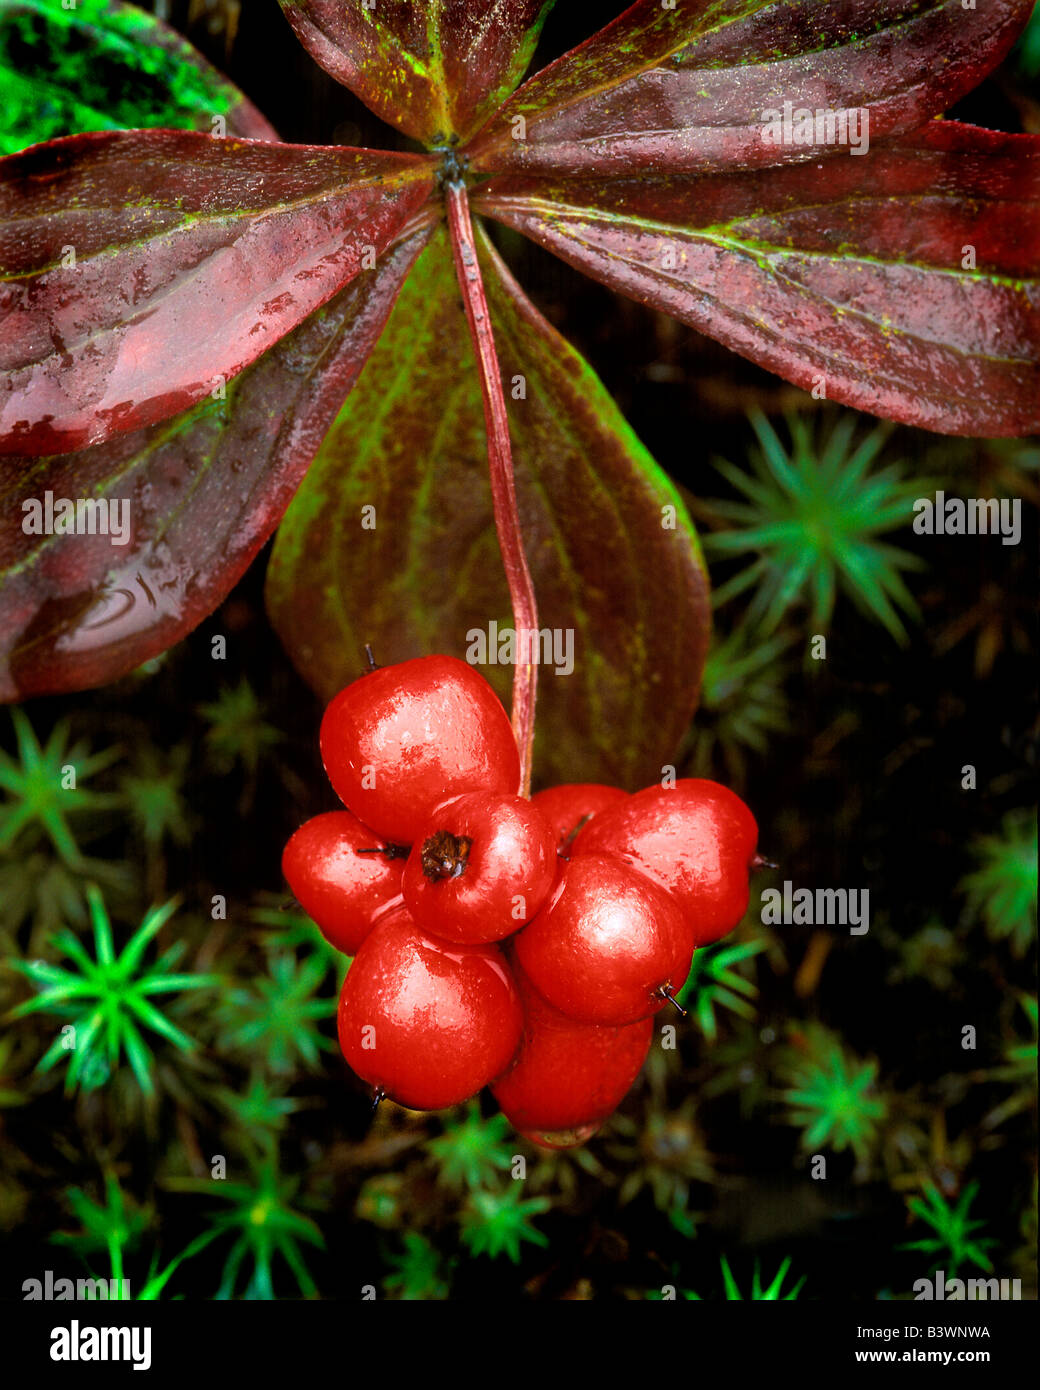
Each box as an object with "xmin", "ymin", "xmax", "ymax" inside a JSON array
[
  {"xmin": 445, "ymin": 179, "xmax": 538, "ymax": 796},
  {"xmin": 658, "ymin": 986, "xmax": 688, "ymax": 1018},
  {"xmin": 558, "ymin": 813, "xmax": 593, "ymax": 860}
]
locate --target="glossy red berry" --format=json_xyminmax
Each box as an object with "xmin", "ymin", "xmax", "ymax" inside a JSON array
[
  {"xmin": 282, "ymin": 811, "xmax": 405, "ymax": 956},
  {"xmin": 517, "ymin": 1123, "xmax": 603, "ymax": 1150},
  {"xmin": 492, "ymin": 964, "xmax": 653, "ymax": 1132},
  {"xmin": 573, "ymin": 779, "xmax": 758, "ymax": 946},
  {"xmin": 337, "ymin": 907, "xmax": 522, "ymax": 1110},
  {"xmin": 320, "ymin": 655, "xmax": 521, "ymax": 844},
  {"xmin": 515, "ymin": 853, "xmax": 693, "ymax": 1025},
  {"xmin": 402, "ymin": 792, "xmax": 557, "ymax": 945},
  {"xmin": 530, "ymin": 782, "xmax": 627, "ymax": 848}
]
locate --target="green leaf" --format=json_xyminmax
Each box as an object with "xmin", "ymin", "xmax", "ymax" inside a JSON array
[
  {"xmin": 267, "ymin": 224, "xmax": 710, "ymax": 789},
  {"xmin": 0, "ymin": 0, "xmax": 277, "ymax": 156}
]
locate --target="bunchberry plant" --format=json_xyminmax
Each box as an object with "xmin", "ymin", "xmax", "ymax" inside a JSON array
[
  {"xmin": 9, "ymin": 885, "xmax": 216, "ymax": 1094},
  {"xmin": 899, "ymin": 1181, "xmax": 997, "ymax": 1278},
  {"xmin": 0, "ymin": 0, "xmax": 1036, "ymax": 791},
  {"xmin": 701, "ymin": 411, "xmax": 927, "ymax": 643},
  {"xmin": 0, "ymin": 0, "xmax": 1035, "ymax": 1311}
]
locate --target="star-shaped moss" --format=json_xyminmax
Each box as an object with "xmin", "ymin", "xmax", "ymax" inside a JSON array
[
  {"xmin": 0, "ymin": 708, "xmax": 122, "ymax": 865},
  {"xmin": 701, "ymin": 410, "xmax": 926, "ymax": 643},
  {"xmin": 9, "ymin": 885, "xmax": 216, "ymax": 1095}
]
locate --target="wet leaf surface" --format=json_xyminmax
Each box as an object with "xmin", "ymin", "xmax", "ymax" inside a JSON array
[
  {"xmin": 0, "ymin": 229, "xmax": 432, "ymax": 701},
  {"xmin": 278, "ymin": 0, "xmax": 555, "ymax": 144},
  {"xmin": 470, "ymin": 0, "xmax": 1034, "ymax": 174},
  {"xmin": 266, "ymin": 225, "xmax": 710, "ymax": 789},
  {"xmin": 475, "ymin": 123, "xmax": 1040, "ymax": 436},
  {"xmin": 0, "ymin": 132, "xmax": 435, "ymax": 454}
]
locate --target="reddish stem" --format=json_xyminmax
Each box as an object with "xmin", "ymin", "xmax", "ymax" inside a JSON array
[{"xmin": 445, "ymin": 179, "xmax": 538, "ymax": 795}]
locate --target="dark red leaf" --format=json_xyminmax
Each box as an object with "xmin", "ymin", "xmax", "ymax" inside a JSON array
[
  {"xmin": 474, "ymin": 123, "xmax": 1040, "ymax": 436},
  {"xmin": 277, "ymin": 0, "xmax": 554, "ymax": 145},
  {"xmin": 469, "ymin": 0, "xmax": 1034, "ymax": 174},
  {"xmin": 0, "ymin": 229, "xmax": 431, "ymax": 703},
  {"xmin": 0, "ymin": 131, "xmax": 435, "ymax": 455}
]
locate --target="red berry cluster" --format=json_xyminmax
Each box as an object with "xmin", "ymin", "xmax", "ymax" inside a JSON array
[{"xmin": 283, "ymin": 655, "xmax": 760, "ymax": 1149}]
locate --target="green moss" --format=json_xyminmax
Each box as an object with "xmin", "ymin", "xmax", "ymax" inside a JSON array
[{"xmin": 0, "ymin": 0, "xmax": 238, "ymax": 155}]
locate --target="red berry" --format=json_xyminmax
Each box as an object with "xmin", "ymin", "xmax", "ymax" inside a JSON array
[
  {"xmin": 337, "ymin": 907, "xmax": 522, "ymax": 1110},
  {"xmin": 573, "ymin": 779, "xmax": 758, "ymax": 946},
  {"xmin": 530, "ymin": 782, "xmax": 627, "ymax": 848},
  {"xmin": 282, "ymin": 811, "xmax": 405, "ymax": 955},
  {"xmin": 320, "ymin": 655, "xmax": 520, "ymax": 843},
  {"xmin": 402, "ymin": 792, "xmax": 557, "ymax": 945},
  {"xmin": 514, "ymin": 854, "xmax": 693, "ymax": 1025},
  {"xmin": 518, "ymin": 1123, "xmax": 603, "ymax": 1150},
  {"xmin": 492, "ymin": 964, "xmax": 653, "ymax": 1132}
]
